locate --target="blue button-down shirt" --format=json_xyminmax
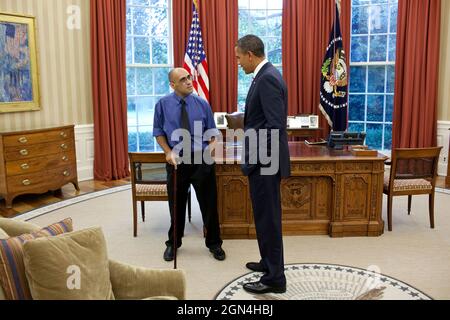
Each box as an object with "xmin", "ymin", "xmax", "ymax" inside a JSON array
[{"xmin": 153, "ymin": 93, "xmax": 219, "ymax": 152}]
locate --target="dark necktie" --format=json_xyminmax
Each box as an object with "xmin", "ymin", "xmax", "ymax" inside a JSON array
[{"xmin": 180, "ymin": 99, "xmax": 190, "ymax": 132}]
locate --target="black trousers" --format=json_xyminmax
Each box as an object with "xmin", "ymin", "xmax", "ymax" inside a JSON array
[
  {"xmin": 248, "ymin": 169, "xmax": 286, "ymax": 287},
  {"xmin": 166, "ymin": 162, "xmax": 223, "ymax": 249}
]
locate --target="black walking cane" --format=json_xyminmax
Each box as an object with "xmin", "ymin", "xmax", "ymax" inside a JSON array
[{"xmin": 173, "ymin": 164, "xmax": 177, "ymax": 270}]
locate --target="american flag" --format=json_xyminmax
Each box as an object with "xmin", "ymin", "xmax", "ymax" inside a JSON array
[{"xmin": 183, "ymin": 0, "xmax": 210, "ymax": 103}]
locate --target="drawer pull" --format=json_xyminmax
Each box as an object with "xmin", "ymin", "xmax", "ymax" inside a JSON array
[
  {"xmin": 21, "ymin": 163, "xmax": 30, "ymax": 170},
  {"xmin": 60, "ymin": 131, "xmax": 68, "ymax": 138},
  {"xmin": 22, "ymin": 179, "xmax": 31, "ymax": 186},
  {"xmin": 63, "ymin": 170, "xmax": 70, "ymax": 177},
  {"xmin": 62, "ymin": 156, "xmax": 69, "ymax": 162},
  {"xmin": 18, "ymin": 137, "xmax": 28, "ymax": 144},
  {"xmin": 60, "ymin": 143, "xmax": 68, "ymax": 150},
  {"xmin": 20, "ymin": 149, "xmax": 29, "ymax": 156}
]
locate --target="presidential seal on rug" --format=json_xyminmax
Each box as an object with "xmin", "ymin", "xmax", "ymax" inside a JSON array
[{"xmin": 215, "ymin": 263, "xmax": 432, "ymax": 300}]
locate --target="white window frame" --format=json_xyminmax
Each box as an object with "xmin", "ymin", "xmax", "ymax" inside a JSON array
[{"xmin": 126, "ymin": 0, "xmax": 174, "ymax": 152}]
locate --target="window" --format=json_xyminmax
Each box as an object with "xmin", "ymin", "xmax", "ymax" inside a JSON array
[
  {"xmin": 237, "ymin": 0, "xmax": 283, "ymax": 112},
  {"xmin": 126, "ymin": 0, "xmax": 173, "ymax": 152},
  {"xmin": 348, "ymin": 0, "xmax": 398, "ymax": 151}
]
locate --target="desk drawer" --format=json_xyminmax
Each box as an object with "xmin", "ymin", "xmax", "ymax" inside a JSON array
[
  {"xmin": 5, "ymin": 151, "xmax": 76, "ymax": 176},
  {"xmin": 48, "ymin": 165, "xmax": 77, "ymax": 183},
  {"xmin": 7, "ymin": 165, "xmax": 77, "ymax": 193},
  {"xmin": 7, "ymin": 171, "xmax": 53, "ymax": 193},
  {"xmin": 4, "ymin": 140, "xmax": 75, "ymax": 161},
  {"xmin": 3, "ymin": 128, "xmax": 73, "ymax": 147}
]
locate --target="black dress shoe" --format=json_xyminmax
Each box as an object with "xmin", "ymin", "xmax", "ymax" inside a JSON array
[
  {"xmin": 209, "ymin": 247, "xmax": 226, "ymax": 261},
  {"xmin": 246, "ymin": 262, "xmax": 267, "ymax": 272},
  {"xmin": 243, "ymin": 281, "xmax": 286, "ymax": 294},
  {"xmin": 163, "ymin": 246, "xmax": 174, "ymax": 261}
]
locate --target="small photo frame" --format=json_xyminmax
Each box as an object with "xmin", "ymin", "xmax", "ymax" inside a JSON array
[
  {"xmin": 214, "ymin": 112, "xmax": 227, "ymax": 129},
  {"xmin": 309, "ymin": 115, "xmax": 319, "ymax": 128}
]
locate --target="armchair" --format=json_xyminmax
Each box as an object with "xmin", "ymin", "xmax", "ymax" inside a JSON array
[{"xmin": 0, "ymin": 218, "xmax": 186, "ymax": 300}]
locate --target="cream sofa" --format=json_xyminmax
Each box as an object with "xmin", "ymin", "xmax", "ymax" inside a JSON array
[{"xmin": 0, "ymin": 218, "xmax": 186, "ymax": 300}]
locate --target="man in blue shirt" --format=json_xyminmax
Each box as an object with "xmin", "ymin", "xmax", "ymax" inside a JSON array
[{"xmin": 153, "ymin": 67, "xmax": 225, "ymax": 262}]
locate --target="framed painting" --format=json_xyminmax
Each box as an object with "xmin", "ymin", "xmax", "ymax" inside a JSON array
[{"xmin": 0, "ymin": 13, "xmax": 40, "ymax": 113}]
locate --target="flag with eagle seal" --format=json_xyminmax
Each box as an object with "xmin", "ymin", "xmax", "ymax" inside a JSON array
[{"xmin": 319, "ymin": 5, "xmax": 348, "ymax": 132}]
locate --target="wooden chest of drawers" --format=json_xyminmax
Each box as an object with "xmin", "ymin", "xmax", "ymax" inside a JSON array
[{"xmin": 0, "ymin": 125, "xmax": 79, "ymax": 208}]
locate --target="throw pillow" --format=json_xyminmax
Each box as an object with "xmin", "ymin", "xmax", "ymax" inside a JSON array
[
  {"xmin": 22, "ymin": 227, "xmax": 114, "ymax": 300},
  {"xmin": 0, "ymin": 218, "xmax": 73, "ymax": 300},
  {"xmin": 0, "ymin": 218, "xmax": 41, "ymax": 237}
]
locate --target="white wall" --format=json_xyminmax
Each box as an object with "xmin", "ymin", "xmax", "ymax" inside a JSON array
[{"xmin": 74, "ymin": 124, "xmax": 94, "ymax": 181}]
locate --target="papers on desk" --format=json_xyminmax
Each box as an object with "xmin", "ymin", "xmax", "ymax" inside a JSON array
[
  {"xmin": 224, "ymin": 142, "xmax": 242, "ymax": 148},
  {"xmin": 305, "ymin": 138, "xmax": 327, "ymax": 145}
]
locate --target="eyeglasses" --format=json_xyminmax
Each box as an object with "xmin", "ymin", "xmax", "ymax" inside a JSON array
[{"xmin": 177, "ymin": 74, "xmax": 192, "ymax": 84}]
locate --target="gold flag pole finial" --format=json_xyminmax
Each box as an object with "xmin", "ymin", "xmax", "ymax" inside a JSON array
[
  {"xmin": 193, "ymin": 0, "xmax": 199, "ymax": 9},
  {"xmin": 336, "ymin": 0, "xmax": 341, "ymax": 16}
]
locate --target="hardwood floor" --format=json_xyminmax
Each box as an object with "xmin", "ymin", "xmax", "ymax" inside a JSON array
[
  {"xmin": 0, "ymin": 178, "xmax": 130, "ymax": 218},
  {"xmin": 1, "ymin": 175, "xmax": 449, "ymax": 219}
]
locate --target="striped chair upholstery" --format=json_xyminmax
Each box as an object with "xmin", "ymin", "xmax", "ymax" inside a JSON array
[
  {"xmin": 136, "ymin": 184, "xmax": 168, "ymax": 197},
  {"xmin": 383, "ymin": 173, "xmax": 433, "ymax": 193}
]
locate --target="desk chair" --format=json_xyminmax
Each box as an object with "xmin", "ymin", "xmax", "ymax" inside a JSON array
[{"xmin": 383, "ymin": 147, "xmax": 442, "ymax": 231}]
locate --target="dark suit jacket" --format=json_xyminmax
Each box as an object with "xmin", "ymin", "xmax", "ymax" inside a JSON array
[{"xmin": 241, "ymin": 62, "xmax": 291, "ymax": 178}]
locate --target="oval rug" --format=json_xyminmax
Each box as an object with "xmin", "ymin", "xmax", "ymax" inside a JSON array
[{"xmin": 215, "ymin": 263, "xmax": 432, "ymax": 300}]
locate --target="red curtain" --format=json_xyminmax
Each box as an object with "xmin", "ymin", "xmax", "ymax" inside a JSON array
[
  {"xmin": 173, "ymin": 1, "xmax": 193, "ymax": 68},
  {"xmin": 392, "ymin": 0, "xmax": 441, "ymax": 148},
  {"xmin": 90, "ymin": 0, "xmax": 130, "ymax": 181},
  {"xmin": 282, "ymin": 0, "xmax": 351, "ymax": 136},
  {"xmin": 173, "ymin": 0, "xmax": 238, "ymax": 113}
]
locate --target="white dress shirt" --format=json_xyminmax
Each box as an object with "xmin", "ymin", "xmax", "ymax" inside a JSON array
[{"xmin": 253, "ymin": 59, "xmax": 269, "ymax": 79}]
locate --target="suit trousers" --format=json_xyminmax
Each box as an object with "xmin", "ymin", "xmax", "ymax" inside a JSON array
[
  {"xmin": 248, "ymin": 169, "xmax": 286, "ymax": 287},
  {"xmin": 165, "ymin": 162, "xmax": 223, "ymax": 250}
]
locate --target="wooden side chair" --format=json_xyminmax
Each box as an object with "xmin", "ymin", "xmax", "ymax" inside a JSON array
[
  {"xmin": 383, "ymin": 147, "xmax": 442, "ymax": 231},
  {"xmin": 129, "ymin": 152, "xmax": 191, "ymax": 237}
]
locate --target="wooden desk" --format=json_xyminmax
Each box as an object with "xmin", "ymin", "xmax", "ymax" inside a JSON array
[{"xmin": 215, "ymin": 142, "xmax": 387, "ymax": 238}]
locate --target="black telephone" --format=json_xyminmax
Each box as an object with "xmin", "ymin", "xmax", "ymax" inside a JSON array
[{"xmin": 327, "ymin": 132, "xmax": 367, "ymax": 149}]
